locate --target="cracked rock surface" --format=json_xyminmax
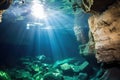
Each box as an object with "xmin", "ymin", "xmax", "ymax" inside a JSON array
[{"xmin": 88, "ymin": 1, "xmax": 120, "ymax": 62}]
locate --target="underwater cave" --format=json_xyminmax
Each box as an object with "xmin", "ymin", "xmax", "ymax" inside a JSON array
[{"xmin": 0, "ymin": 0, "xmax": 120, "ymax": 80}]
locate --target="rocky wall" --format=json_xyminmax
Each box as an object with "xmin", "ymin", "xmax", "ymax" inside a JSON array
[
  {"xmin": 88, "ymin": 0, "xmax": 120, "ymax": 62},
  {"xmin": 0, "ymin": 0, "xmax": 12, "ymax": 23}
]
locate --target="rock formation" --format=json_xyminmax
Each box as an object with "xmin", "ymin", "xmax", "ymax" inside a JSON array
[
  {"xmin": 0, "ymin": 0, "xmax": 12, "ymax": 22},
  {"xmin": 74, "ymin": 0, "xmax": 120, "ymax": 63},
  {"xmin": 74, "ymin": 0, "xmax": 120, "ymax": 79},
  {"xmin": 81, "ymin": 0, "xmax": 117, "ymax": 13},
  {"xmin": 88, "ymin": 0, "xmax": 120, "ymax": 63}
]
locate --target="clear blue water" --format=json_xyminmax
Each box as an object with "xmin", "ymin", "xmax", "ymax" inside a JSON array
[{"xmin": 0, "ymin": 0, "xmax": 84, "ymax": 64}]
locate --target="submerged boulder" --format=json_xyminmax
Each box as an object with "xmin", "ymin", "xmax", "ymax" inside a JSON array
[
  {"xmin": 78, "ymin": 73, "xmax": 88, "ymax": 80},
  {"xmin": 43, "ymin": 72, "xmax": 64, "ymax": 80}
]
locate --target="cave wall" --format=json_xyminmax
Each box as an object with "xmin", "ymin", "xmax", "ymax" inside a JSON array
[
  {"xmin": 73, "ymin": 0, "xmax": 120, "ymax": 63},
  {"xmin": 0, "ymin": 0, "xmax": 12, "ymax": 22},
  {"xmin": 88, "ymin": 1, "xmax": 120, "ymax": 62}
]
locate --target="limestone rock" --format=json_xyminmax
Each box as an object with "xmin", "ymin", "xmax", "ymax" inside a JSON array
[
  {"xmin": 81, "ymin": 0, "xmax": 116, "ymax": 13},
  {"xmin": 74, "ymin": 26, "xmax": 87, "ymax": 44},
  {"xmin": 0, "ymin": 10, "xmax": 4, "ymax": 22},
  {"xmin": 88, "ymin": 1, "xmax": 120, "ymax": 62},
  {"xmin": 0, "ymin": 0, "xmax": 12, "ymax": 23},
  {"xmin": 60, "ymin": 63, "xmax": 71, "ymax": 71},
  {"xmin": 0, "ymin": 0, "xmax": 12, "ymax": 10}
]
